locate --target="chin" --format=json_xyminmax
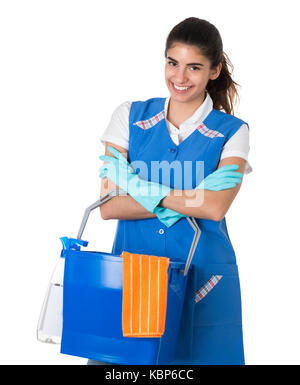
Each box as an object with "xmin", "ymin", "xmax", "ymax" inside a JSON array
[{"xmin": 169, "ymin": 91, "xmax": 195, "ymax": 103}]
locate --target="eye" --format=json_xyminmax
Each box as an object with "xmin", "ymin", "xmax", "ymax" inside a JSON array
[
  {"xmin": 168, "ymin": 61, "xmax": 177, "ymax": 67},
  {"xmin": 190, "ymin": 66, "xmax": 201, "ymax": 71}
]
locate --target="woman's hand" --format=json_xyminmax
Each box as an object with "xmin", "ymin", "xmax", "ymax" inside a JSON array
[{"xmin": 99, "ymin": 146, "xmax": 171, "ymax": 213}]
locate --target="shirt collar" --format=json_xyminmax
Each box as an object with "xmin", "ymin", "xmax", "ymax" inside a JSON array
[{"xmin": 164, "ymin": 92, "xmax": 213, "ymax": 128}]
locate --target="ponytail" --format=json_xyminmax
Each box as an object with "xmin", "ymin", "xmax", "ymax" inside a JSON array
[{"xmin": 206, "ymin": 52, "xmax": 240, "ymax": 115}]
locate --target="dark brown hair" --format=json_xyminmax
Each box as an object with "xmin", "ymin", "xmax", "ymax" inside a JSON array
[{"xmin": 165, "ymin": 17, "xmax": 239, "ymax": 115}]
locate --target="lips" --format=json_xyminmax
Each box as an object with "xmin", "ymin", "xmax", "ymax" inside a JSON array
[{"xmin": 171, "ymin": 82, "xmax": 193, "ymax": 94}]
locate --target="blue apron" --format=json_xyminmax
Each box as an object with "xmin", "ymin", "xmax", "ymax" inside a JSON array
[{"xmin": 111, "ymin": 97, "xmax": 248, "ymax": 365}]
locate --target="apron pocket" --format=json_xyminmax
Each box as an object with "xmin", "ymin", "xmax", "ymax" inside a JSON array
[{"xmin": 193, "ymin": 264, "xmax": 243, "ymax": 327}]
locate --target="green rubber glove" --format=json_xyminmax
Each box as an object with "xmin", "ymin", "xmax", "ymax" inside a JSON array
[
  {"xmin": 99, "ymin": 146, "xmax": 172, "ymax": 213},
  {"xmin": 99, "ymin": 153, "xmax": 182, "ymax": 225},
  {"xmin": 153, "ymin": 206, "xmax": 186, "ymax": 228},
  {"xmin": 196, "ymin": 165, "xmax": 243, "ymax": 191}
]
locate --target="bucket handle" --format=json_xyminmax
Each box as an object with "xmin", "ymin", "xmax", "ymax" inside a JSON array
[{"xmin": 76, "ymin": 189, "xmax": 201, "ymax": 276}]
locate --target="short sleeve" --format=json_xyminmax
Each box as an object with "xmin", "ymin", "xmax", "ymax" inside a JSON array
[
  {"xmin": 220, "ymin": 124, "xmax": 253, "ymax": 174},
  {"xmin": 100, "ymin": 101, "xmax": 132, "ymax": 150}
]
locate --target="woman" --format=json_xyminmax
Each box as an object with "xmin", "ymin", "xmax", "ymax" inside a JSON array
[{"xmin": 94, "ymin": 17, "xmax": 252, "ymax": 365}]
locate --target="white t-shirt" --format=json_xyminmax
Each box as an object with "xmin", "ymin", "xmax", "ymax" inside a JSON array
[{"xmin": 101, "ymin": 94, "xmax": 253, "ymax": 174}]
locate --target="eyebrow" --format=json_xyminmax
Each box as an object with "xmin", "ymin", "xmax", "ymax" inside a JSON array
[{"xmin": 167, "ymin": 56, "xmax": 204, "ymax": 67}]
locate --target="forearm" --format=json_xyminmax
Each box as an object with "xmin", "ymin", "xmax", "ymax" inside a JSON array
[
  {"xmin": 100, "ymin": 194, "xmax": 157, "ymax": 220},
  {"xmin": 100, "ymin": 178, "xmax": 156, "ymax": 220},
  {"xmin": 160, "ymin": 189, "xmax": 223, "ymax": 221}
]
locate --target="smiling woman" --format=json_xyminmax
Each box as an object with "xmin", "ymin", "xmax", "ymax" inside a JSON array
[{"xmin": 97, "ymin": 17, "xmax": 252, "ymax": 365}]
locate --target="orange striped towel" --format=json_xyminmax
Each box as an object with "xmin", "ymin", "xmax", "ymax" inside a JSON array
[{"xmin": 121, "ymin": 251, "xmax": 170, "ymax": 338}]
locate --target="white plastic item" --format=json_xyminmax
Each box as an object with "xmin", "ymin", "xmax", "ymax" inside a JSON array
[{"xmin": 37, "ymin": 257, "xmax": 65, "ymax": 344}]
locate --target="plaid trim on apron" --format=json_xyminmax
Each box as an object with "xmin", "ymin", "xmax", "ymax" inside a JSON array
[
  {"xmin": 196, "ymin": 123, "xmax": 225, "ymax": 138},
  {"xmin": 133, "ymin": 110, "xmax": 165, "ymax": 130}
]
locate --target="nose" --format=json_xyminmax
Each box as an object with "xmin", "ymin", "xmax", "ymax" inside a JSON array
[{"xmin": 173, "ymin": 67, "xmax": 188, "ymax": 84}]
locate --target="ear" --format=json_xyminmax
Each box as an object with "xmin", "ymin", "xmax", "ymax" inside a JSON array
[{"xmin": 209, "ymin": 62, "xmax": 222, "ymax": 81}]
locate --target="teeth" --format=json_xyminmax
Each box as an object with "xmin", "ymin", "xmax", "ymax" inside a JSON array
[{"xmin": 173, "ymin": 83, "xmax": 191, "ymax": 91}]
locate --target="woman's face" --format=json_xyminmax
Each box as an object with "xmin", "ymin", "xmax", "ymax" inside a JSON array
[{"xmin": 165, "ymin": 42, "xmax": 221, "ymax": 104}]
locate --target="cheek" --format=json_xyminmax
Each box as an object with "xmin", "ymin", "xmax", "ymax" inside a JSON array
[
  {"xmin": 165, "ymin": 71, "xmax": 174, "ymax": 87},
  {"xmin": 165, "ymin": 67, "xmax": 172, "ymax": 79},
  {"xmin": 193, "ymin": 73, "xmax": 209, "ymax": 86}
]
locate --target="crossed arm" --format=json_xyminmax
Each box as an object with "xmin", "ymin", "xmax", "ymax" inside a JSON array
[{"xmin": 100, "ymin": 141, "xmax": 246, "ymax": 222}]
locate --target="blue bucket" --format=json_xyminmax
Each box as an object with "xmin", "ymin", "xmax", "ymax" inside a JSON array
[
  {"xmin": 60, "ymin": 192, "xmax": 201, "ymax": 364},
  {"xmin": 61, "ymin": 249, "xmax": 189, "ymax": 364}
]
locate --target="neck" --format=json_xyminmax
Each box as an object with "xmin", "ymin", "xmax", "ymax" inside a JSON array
[{"xmin": 167, "ymin": 93, "xmax": 206, "ymax": 128}]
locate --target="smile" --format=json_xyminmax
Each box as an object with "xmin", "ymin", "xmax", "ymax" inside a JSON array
[{"xmin": 171, "ymin": 82, "xmax": 193, "ymax": 93}]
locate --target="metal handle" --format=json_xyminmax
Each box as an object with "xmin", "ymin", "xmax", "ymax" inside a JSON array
[
  {"xmin": 76, "ymin": 189, "xmax": 123, "ymax": 239},
  {"xmin": 76, "ymin": 189, "xmax": 201, "ymax": 276},
  {"xmin": 183, "ymin": 217, "xmax": 201, "ymax": 276}
]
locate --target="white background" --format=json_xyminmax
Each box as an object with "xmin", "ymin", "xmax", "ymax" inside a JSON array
[{"xmin": 0, "ymin": 0, "xmax": 299, "ymax": 365}]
